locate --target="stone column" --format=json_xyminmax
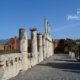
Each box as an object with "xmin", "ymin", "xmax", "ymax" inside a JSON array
[
  {"xmin": 71, "ymin": 52, "xmax": 75, "ymax": 58},
  {"xmin": 47, "ymin": 22, "xmax": 49, "ymax": 34},
  {"xmin": 48, "ymin": 41, "xmax": 50, "ymax": 57},
  {"xmin": 19, "ymin": 28, "xmax": 28, "ymax": 71},
  {"xmin": 30, "ymin": 28, "xmax": 38, "ymax": 66},
  {"xmin": 69, "ymin": 51, "xmax": 71, "ymax": 57},
  {"xmin": 49, "ymin": 25, "xmax": 51, "ymax": 35},
  {"xmin": 49, "ymin": 41, "xmax": 52, "ymax": 56},
  {"xmin": 48, "ymin": 40, "xmax": 50, "ymax": 57},
  {"xmin": 44, "ymin": 18, "xmax": 47, "ymax": 33},
  {"xmin": 42, "ymin": 35, "xmax": 46, "ymax": 59},
  {"xmin": 46, "ymin": 39, "xmax": 49, "ymax": 58},
  {"xmin": 51, "ymin": 42, "xmax": 53, "ymax": 55},
  {"xmin": 52, "ymin": 39, "xmax": 54, "ymax": 55},
  {"xmin": 37, "ymin": 33, "xmax": 43, "ymax": 62}
]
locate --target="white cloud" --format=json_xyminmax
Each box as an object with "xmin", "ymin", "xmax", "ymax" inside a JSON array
[{"xmin": 52, "ymin": 23, "xmax": 80, "ymax": 32}]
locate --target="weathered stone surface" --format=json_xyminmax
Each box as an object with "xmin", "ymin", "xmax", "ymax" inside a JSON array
[
  {"xmin": 0, "ymin": 55, "xmax": 4, "ymax": 66},
  {"xmin": 47, "ymin": 22, "xmax": 49, "ymax": 34},
  {"xmin": 19, "ymin": 28, "xmax": 28, "ymax": 71},
  {"xmin": 0, "ymin": 67, "xmax": 4, "ymax": 80},
  {"xmin": 0, "ymin": 18, "xmax": 54, "ymax": 80},
  {"xmin": 19, "ymin": 28, "xmax": 27, "ymax": 52},
  {"xmin": 37, "ymin": 34, "xmax": 43, "ymax": 62},
  {"xmin": 0, "ymin": 53, "xmax": 22, "ymax": 80},
  {"xmin": 71, "ymin": 52, "xmax": 75, "ymax": 58},
  {"xmin": 30, "ymin": 28, "xmax": 38, "ymax": 66},
  {"xmin": 10, "ymin": 54, "xmax": 80, "ymax": 80},
  {"xmin": 49, "ymin": 25, "xmax": 51, "ymax": 35},
  {"xmin": 44, "ymin": 18, "xmax": 47, "ymax": 33},
  {"xmin": 42, "ymin": 36, "xmax": 46, "ymax": 59}
]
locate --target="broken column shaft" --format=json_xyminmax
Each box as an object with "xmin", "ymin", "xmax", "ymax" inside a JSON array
[
  {"xmin": 37, "ymin": 33, "xmax": 43, "ymax": 62},
  {"xmin": 30, "ymin": 28, "xmax": 38, "ymax": 65},
  {"xmin": 19, "ymin": 28, "xmax": 28, "ymax": 71}
]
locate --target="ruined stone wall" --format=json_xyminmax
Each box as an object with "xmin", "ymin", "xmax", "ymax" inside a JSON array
[
  {"xmin": 4, "ymin": 37, "xmax": 31, "ymax": 52},
  {"xmin": 0, "ymin": 53, "xmax": 22, "ymax": 80},
  {"xmin": 0, "ymin": 18, "xmax": 54, "ymax": 80},
  {"xmin": 4, "ymin": 37, "xmax": 19, "ymax": 50}
]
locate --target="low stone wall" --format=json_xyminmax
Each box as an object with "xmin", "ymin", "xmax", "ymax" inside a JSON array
[
  {"xmin": 0, "ymin": 53, "xmax": 22, "ymax": 80},
  {"xmin": 0, "ymin": 51, "xmax": 53, "ymax": 80}
]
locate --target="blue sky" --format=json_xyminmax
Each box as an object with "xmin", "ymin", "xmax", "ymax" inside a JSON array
[{"xmin": 0, "ymin": 0, "xmax": 80, "ymax": 39}]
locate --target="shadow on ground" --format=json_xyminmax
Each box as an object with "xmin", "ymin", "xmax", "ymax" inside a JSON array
[
  {"xmin": 54, "ymin": 59, "xmax": 79, "ymax": 62},
  {"xmin": 38, "ymin": 61, "xmax": 80, "ymax": 73}
]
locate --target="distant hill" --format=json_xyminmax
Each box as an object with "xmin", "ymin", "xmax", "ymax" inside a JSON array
[
  {"xmin": 0, "ymin": 39, "xmax": 9, "ymax": 44},
  {"xmin": 76, "ymin": 39, "xmax": 80, "ymax": 41}
]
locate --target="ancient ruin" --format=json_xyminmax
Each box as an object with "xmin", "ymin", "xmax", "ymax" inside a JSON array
[{"xmin": 0, "ymin": 18, "xmax": 54, "ymax": 80}]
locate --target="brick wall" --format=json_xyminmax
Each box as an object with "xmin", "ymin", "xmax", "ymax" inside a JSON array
[
  {"xmin": 54, "ymin": 39, "xmax": 69, "ymax": 53},
  {"xmin": 4, "ymin": 36, "xmax": 19, "ymax": 50},
  {"xmin": 4, "ymin": 36, "xmax": 31, "ymax": 52}
]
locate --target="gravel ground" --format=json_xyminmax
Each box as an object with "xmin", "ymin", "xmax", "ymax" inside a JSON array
[{"xmin": 10, "ymin": 53, "xmax": 80, "ymax": 80}]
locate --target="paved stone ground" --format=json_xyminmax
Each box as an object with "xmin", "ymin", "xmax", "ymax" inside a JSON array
[{"xmin": 10, "ymin": 53, "xmax": 80, "ymax": 80}]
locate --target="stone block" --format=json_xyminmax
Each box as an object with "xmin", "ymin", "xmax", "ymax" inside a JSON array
[
  {"xmin": 0, "ymin": 55, "xmax": 4, "ymax": 66},
  {"xmin": 71, "ymin": 52, "xmax": 75, "ymax": 58}
]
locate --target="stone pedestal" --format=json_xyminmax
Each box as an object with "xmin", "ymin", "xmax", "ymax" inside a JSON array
[{"xmin": 19, "ymin": 28, "xmax": 28, "ymax": 71}]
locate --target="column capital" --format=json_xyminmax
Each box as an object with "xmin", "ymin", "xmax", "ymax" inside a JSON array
[
  {"xmin": 30, "ymin": 28, "xmax": 37, "ymax": 31},
  {"xmin": 37, "ymin": 33, "xmax": 42, "ymax": 35},
  {"xmin": 19, "ymin": 28, "xmax": 27, "ymax": 40},
  {"xmin": 44, "ymin": 18, "xmax": 47, "ymax": 20},
  {"xmin": 19, "ymin": 28, "xmax": 25, "ymax": 30}
]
